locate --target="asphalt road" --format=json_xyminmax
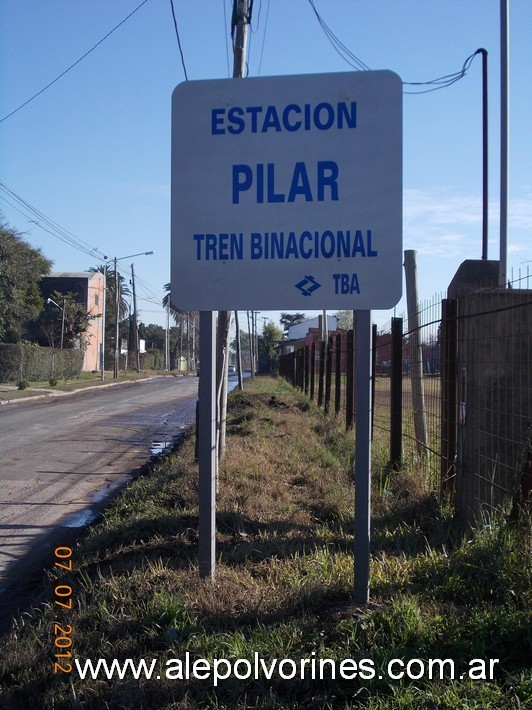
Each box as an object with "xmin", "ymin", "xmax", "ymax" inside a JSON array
[{"xmin": 0, "ymin": 375, "xmax": 199, "ymax": 630}]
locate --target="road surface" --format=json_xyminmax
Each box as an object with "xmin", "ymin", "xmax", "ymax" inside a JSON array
[{"xmin": 0, "ymin": 376, "xmax": 198, "ymax": 629}]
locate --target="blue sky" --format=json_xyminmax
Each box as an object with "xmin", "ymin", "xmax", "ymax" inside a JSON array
[{"xmin": 1, "ymin": 1, "xmax": 531, "ymax": 332}]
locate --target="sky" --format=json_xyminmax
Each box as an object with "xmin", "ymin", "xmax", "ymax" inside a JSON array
[{"xmin": 1, "ymin": 0, "xmax": 531, "ymax": 334}]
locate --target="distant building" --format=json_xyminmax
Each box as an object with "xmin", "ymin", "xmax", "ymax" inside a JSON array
[
  {"xmin": 286, "ymin": 315, "xmax": 337, "ymax": 342},
  {"xmin": 277, "ymin": 315, "xmax": 338, "ymax": 357},
  {"xmin": 39, "ymin": 271, "xmax": 105, "ymax": 372}
]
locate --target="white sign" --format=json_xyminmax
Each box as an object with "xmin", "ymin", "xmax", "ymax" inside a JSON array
[{"xmin": 171, "ymin": 71, "xmax": 402, "ymax": 310}]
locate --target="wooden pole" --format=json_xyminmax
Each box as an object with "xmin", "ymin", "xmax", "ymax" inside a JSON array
[{"xmin": 404, "ymin": 250, "xmax": 428, "ymax": 454}]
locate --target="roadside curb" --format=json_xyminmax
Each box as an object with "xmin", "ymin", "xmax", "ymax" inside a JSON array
[{"xmin": 0, "ymin": 374, "xmax": 193, "ymax": 407}]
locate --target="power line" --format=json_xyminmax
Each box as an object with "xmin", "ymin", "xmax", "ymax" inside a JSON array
[
  {"xmin": 307, "ymin": 0, "xmax": 371, "ymax": 71},
  {"xmin": 403, "ymin": 50, "xmax": 481, "ymax": 94},
  {"xmin": 135, "ymin": 272, "xmax": 164, "ymax": 303},
  {"xmin": 169, "ymin": 0, "xmax": 189, "ymax": 80},
  {"xmin": 307, "ymin": 1, "xmax": 482, "ymax": 96},
  {"xmin": 0, "ymin": 182, "xmax": 107, "ymax": 260},
  {"xmin": 257, "ymin": 0, "xmax": 270, "ymax": 77},
  {"xmin": 222, "ymin": 0, "xmax": 231, "ymax": 77},
  {"xmin": 0, "ymin": 0, "xmax": 150, "ymax": 124}
]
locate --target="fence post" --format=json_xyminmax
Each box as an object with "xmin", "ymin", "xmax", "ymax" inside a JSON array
[
  {"xmin": 389, "ymin": 317, "xmax": 403, "ymax": 469},
  {"xmin": 318, "ymin": 340, "xmax": 326, "ymax": 407},
  {"xmin": 371, "ymin": 323, "xmax": 377, "ymax": 439},
  {"xmin": 325, "ymin": 335, "xmax": 333, "ymax": 414},
  {"xmin": 310, "ymin": 341, "xmax": 316, "ymax": 400},
  {"xmin": 345, "ymin": 330, "xmax": 354, "ymax": 430},
  {"xmin": 404, "ymin": 250, "xmax": 428, "ymax": 454},
  {"xmin": 335, "ymin": 334, "xmax": 342, "ymax": 415},
  {"xmin": 304, "ymin": 345, "xmax": 310, "ymax": 395},
  {"xmin": 440, "ymin": 298, "xmax": 458, "ymax": 498},
  {"xmin": 290, "ymin": 351, "xmax": 296, "ymax": 387}
]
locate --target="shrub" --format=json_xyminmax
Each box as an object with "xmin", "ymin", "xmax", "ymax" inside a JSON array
[{"xmin": 0, "ymin": 343, "xmax": 84, "ymax": 382}]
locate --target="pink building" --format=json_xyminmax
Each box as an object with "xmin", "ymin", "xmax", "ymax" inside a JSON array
[{"xmin": 41, "ymin": 271, "xmax": 105, "ymax": 372}]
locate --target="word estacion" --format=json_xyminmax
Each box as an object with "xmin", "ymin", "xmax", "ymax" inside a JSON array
[
  {"xmin": 211, "ymin": 101, "xmax": 357, "ymax": 135},
  {"xmin": 192, "ymin": 229, "xmax": 377, "ymax": 261}
]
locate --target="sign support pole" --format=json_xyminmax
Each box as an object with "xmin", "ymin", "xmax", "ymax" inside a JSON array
[
  {"xmin": 198, "ymin": 310, "xmax": 217, "ymax": 578},
  {"xmin": 353, "ymin": 309, "xmax": 372, "ymax": 603}
]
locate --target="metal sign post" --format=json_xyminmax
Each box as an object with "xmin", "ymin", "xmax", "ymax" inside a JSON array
[
  {"xmin": 353, "ymin": 310, "xmax": 372, "ymax": 603},
  {"xmin": 198, "ymin": 311, "xmax": 217, "ymax": 578}
]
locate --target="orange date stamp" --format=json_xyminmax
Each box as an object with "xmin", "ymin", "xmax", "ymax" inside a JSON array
[{"xmin": 52, "ymin": 546, "xmax": 74, "ymax": 674}]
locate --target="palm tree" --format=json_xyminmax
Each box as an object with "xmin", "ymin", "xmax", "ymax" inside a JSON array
[
  {"xmin": 163, "ymin": 284, "xmax": 199, "ymax": 368},
  {"xmin": 162, "ymin": 282, "xmax": 181, "ymax": 323},
  {"xmin": 89, "ymin": 263, "xmax": 131, "ymax": 323}
]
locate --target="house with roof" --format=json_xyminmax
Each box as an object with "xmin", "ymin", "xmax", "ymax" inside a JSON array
[{"xmin": 38, "ymin": 271, "xmax": 105, "ymax": 372}]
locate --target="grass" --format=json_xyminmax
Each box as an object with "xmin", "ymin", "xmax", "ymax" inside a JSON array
[
  {"xmin": 0, "ymin": 375, "xmax": 530, "ymax": 709},
  {"xmin": 0, "ymin": 370, "xmax": 187, "ymax": 401}
]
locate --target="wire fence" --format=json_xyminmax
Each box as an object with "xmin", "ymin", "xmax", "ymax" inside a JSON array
[{"xmin": 279, "ymin": 276, "xmax": 532, "ymax": 524}]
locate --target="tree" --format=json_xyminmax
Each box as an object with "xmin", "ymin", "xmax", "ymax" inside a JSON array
[
  {"xmin": 89, "ymin": 263, "xmax": 131, "ymax": 323},
  {"xmin": 0, "ymin": 223, "xmax": 51, "ymax": 342},
  {"xmin": 335, "ymin": 310, "xmax": 353, "ymax": 330},
  {"xmin": 231, "ymin": 329, "xmax": 252, "ymax": 371},
  {"xmin": 162, "ymin": 283, "xmax": 199, "ymax": 367},
  {"xmin": 141, "ymin": 323, "xmax": 165, "ymax": 351},
  {"xmin": 38, "ymin": 290, "xmax": 92, "ymax": 349},
  {"xmin": 258, "ymin": 321, "xmax": 283, "ymax": 371},
  {"xmin": 279, "ymin": 312, "xmax": 306, "ymax": 336}
]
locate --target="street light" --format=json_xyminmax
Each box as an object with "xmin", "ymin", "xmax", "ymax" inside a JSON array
[
  {"xmin": 47, "ymin": 297, "xmax": 66, "ymax": 349},
  {"xmin": 111, "ymin": 251, "xmax": 154, "ymax": 379}
]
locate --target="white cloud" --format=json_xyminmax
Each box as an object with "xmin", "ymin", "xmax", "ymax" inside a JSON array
[{"xmin": 404, "ymin": 188, "xmax": 532, "ymax": 259}]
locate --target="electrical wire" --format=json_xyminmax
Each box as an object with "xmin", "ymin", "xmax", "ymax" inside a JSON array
[
  {"xmin": 403, "ymin": 50, "xmax": 482, "ymax": 94},
  {"xmin": 307, "ymin": 1, "xmax": 482, "ymax": 96},
  {"xmin": 0, "ymin": 0, "xmax": 150, "ymax": 124},
  {"xmin": 222, "ymin": 0, "xmax": 232, "ymax": 77},
  {"xmin": 257, "ymin": 0, "xmax": 270, "ymax": 77},
  {"xmin": 307, "ymin": 0, "xmax": 371, "ymax": 71},
  {"xmin": 0, "ymin": 182, "xmax": 108, "ymax": 260},
  {"xmin": 135, "ymin": 272, "xmax": 165, "ymax": 303},
  {"xmin": 169, "ymin": 0, "xmax": 189, "ymax": 80}
]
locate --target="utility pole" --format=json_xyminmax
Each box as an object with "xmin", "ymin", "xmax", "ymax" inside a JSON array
[
  {"xmin": 112, "ymin": 251, "xmax": 153, "ymax": 379},
  {"xmin": 216, "ymin": 0, "xmax": 251, "ymax": 460},
  {"xmin": 165, "ymin": 300, "xmax": 170, "ymax": 371},
  {"xmin": 60, "ymin": 298, "xmax": 65, "ymax": 350},
  {"xmin": 254, "ymin": 310, "xmax": 259, "ymax": 373},
  {"xmin": 480, "ymin": 48, "xmax": 489, "ymax": 260},
  {"xmin": 246, "ymin": 310, "xmax": 253, "ymax": 374},
  {"xmin": 232, "ymin": 0, "xmax": 249, "ymax": 78},
  {"xmin": 100, "ymin": 269, "xmax": 106, "ymax": 380},
  {"xmin": 130, "ymin": 262, "xmax": 140, "ymax": 372},
  {"xmin": 235, "ymin": 310, "xmax": 243, "ymax": 390},
  {"xmin": 114, "ymin": 257, "xmax": 120, "ymax": 379},
  {"xmin": 499, "ymin": 0, "xmax": 509, "ymax": 287}
]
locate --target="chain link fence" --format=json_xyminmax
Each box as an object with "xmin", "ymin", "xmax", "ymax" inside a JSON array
[{"xmin": 279, "ymin": 276, "xmax": 532, "ymax": 524}]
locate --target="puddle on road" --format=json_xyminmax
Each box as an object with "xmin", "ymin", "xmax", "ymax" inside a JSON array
[
  {"xmin": 150, "ymin": 427, "xmax": 186, "ymax": 457},
  {"xmin": 61, "ymin": 481, "xmax": 125, "ymax": 529},
  {"xmin": 58, "ymin": 429, "xmax": 189, "ymax": 530},
  {"xmin": 150, "ymin": 440, "xmax": 172, "ymax": 456},
  {"xmin": 61, "ymin": 508, "xmax": 98, "ymax": 528}
]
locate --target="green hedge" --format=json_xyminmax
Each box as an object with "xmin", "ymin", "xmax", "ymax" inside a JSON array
[
  {"xmin": 102, "ymin": 348, "xmax": 164, "ymax": 372},
  {"xmin": 140, "ymin": 349, "xmax": 164, "ymax": 370},
  {"xmin": 0, "ymin": 343, "xmax": 84, "ymax": 382}
]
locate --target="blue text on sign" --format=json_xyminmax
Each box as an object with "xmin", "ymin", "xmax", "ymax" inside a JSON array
[
  {"xmin": 232, "ymin": 162, "xmax": 339, "ymax": 205},
  {"xmin": 333, "ymin": 273, "xmax": 361, "ymax": 294},
  {"xmin": 211, "ymin": 101, "xmax": 357, "ymax": 135}
]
